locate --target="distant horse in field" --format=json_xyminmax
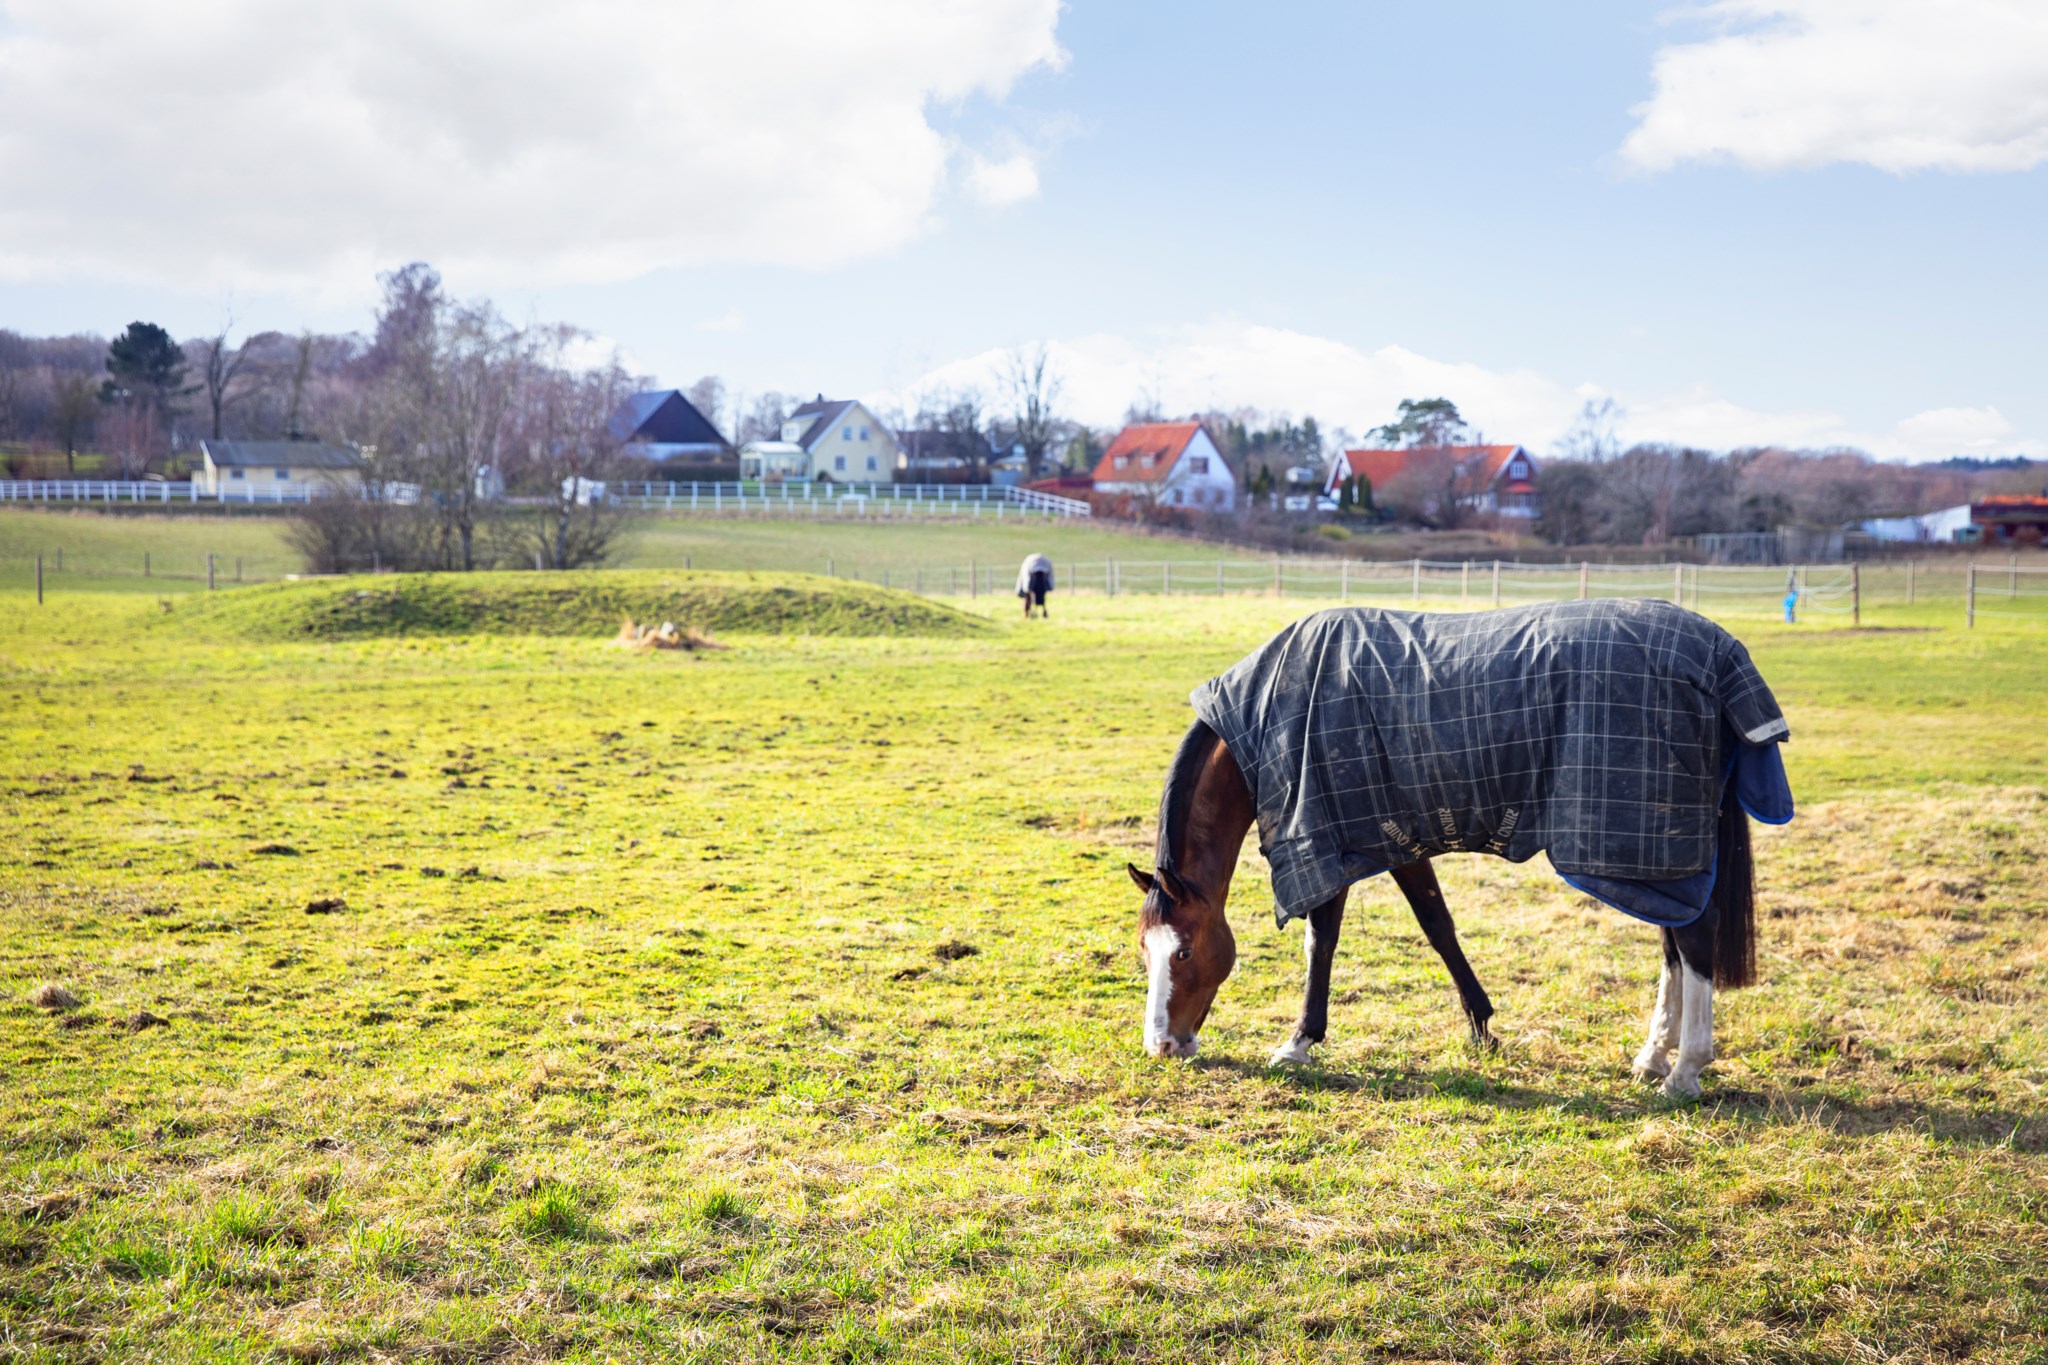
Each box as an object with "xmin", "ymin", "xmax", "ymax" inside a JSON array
[{"xmin": 1128, "ymin": 599, "xmax": 1794, "ymax": 1098}]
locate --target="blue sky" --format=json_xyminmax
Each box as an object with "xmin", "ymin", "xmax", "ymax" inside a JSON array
[{"xmin": 2, "ymin": 1, "xmax": 2042, "ymax": 459}]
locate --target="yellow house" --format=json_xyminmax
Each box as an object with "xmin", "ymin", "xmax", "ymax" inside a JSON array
[{"xmin": 196, "ymin": 439, "xmax": 362, "ymax": 496}]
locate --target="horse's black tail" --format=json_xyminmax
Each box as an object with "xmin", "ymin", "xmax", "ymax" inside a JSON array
[{"xmin": 1711, "ymin": 794, "xmax": 1757, "ymax": 989}]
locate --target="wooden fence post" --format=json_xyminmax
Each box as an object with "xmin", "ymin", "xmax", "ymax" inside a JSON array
[
  {"xmin": 1851, "ymin": 562, "xmax": 1861, "ymax": 627},
  {"xmin": 2012, "ymin": 552, "xmax": 2019, "ymax": 598},
  {"xmin": 1579, "ymin": 561, "xmax": 1589, "ymax": 600},
  {"xmin": 1275, "ymin": 557, "xmax": 1284, "ymax": 597},
  {"xmin": 1492, "ymin": 559, "xmax": 1501, "ymax": 608},
  {"xmin": 207, "ymin": 553, "xmax": 215, "ymax": 591},
  {"xmin": 144, "ymin": 552, "xmax": 150, "ymax": 578},
  {"xmin": 1675, "ymin": 562, "xmax": 1684, "ymax": 604},
  {"xmin": 1411, "ymin": 558, "xmax": 1421, "ymax": 604},
  {"xmin": 1967, "ymin": 562, "xmax": 1976, "ymax": 629},
  {"xmin": 1461, "ymin": 561, "xmax": 1470, "ymax": 605},
  {"xmin": 1163, "ymin": 562, "xmax": 1171, "ymax": 596}
]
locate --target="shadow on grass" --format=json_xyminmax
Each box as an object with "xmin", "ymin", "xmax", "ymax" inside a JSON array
[{"xmin": 1203, "ymin": 1055, "xmax": 2048, "ymax": 1151}]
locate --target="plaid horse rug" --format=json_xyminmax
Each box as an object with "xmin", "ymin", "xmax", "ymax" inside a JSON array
[{"xmin": 1190, "ymin": 600, "xmax": 1791, "ymax": 927}]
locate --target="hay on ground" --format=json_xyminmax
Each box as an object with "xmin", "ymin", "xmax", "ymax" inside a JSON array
[
  {"xmin": 613, "ymin": 619, "xmax": 727, "ymax": 652},
  {"xmin": 31, "ymin": 983, "xmax": 80, "ymax": 1011}
]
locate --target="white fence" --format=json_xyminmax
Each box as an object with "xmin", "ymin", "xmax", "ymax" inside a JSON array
[{"xmin": 0, "ymin": 477, "xmax": 1091, "ymax": 518}]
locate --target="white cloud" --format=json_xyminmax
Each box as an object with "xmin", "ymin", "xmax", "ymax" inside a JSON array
[
  {"xmin": 0, "ymin": 0, "xmax": 1066, "ymax": 294},
  {"xmin": 889, "ymin": 320, "xmax": 2045, "ymax": 463},
  {"xmin": 964, "ymin": 152, "xmax": 1041, "ymax": 206},
  {"xmin": 1622, "ymin": 1, "xmax": 2048, "ymax": 174}
]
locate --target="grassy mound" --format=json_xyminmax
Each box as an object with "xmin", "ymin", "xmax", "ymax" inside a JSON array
[{"xmin": 171, "ymin": 570, "xmax": 983, "ymax": 640}]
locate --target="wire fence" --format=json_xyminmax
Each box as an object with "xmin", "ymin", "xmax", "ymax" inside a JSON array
[{"xmin": 8, "ymin": 546, "xmax": 2046, "ymax": 626}]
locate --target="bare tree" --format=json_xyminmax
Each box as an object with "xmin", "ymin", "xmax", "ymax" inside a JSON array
[
  {"xmin": 506, "ymin": 328, "xmax": 638, "ymax": 569},
  {"xmin": 686, "ymin": 375, "xmax": 726, "ymax": 437},
  {"xmin": 52, "ymin": 374, "xmax": 96, "ymax": 472},
  {"xmin": 1001, "ymin": 343, "xmax": 1063, "ymax": 480},
  {"xmin": 736, "ymin": 391, "xmax": 792, "ymax": 445},
  {"xmin": 194, "ymin": 320, "xmax": 256, "ymax": 440},
  {"xmin": 1554, "ymin": 397, "xmax": 1622, "ymax": 463}
]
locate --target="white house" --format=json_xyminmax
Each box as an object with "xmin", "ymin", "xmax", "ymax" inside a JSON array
[
  {"xmin": 1090, "ymin": 422, "xmax": 1236, "ymax": 511},
  {"xmin": 194, "ymin": 439, "xmax": 361, "ymax": 495},
  {"xmin": 1859, "ymin": 504, "xmax": 1974, "ymax": 543},
  {"xmin": 1323, "ymin": 444, "xmax": 1541, "ymax": 519},
  {"xmin": 782, "ymin": 396, "xmax": 900, "ymax": 483},
  {"xmin": 738, "ymin": 440, "xmax": 811, "ymax": 482}
]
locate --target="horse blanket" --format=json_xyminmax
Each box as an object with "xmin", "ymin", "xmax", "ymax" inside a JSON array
[{"xmin": 1189, "ymin": 600, "xmax": 1792, "ymax": 927}]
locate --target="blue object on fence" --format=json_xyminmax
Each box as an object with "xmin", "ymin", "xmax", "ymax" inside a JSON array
[{"xmin": 1783, "ymin": 590, "xmax": 1797, "ymax": 623}]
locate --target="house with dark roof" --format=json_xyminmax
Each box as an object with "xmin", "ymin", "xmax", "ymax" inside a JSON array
[
  {"xmin": 195, "ymin": 439, "xmax": 361, "ymax": 496},
  {"xmin": 1323, "ymin": 444, "xmax": 1540, "ymax": 519},
  {"xmin": 1091, "ymin": 421, "xmax": 1236, "ymax": 510},
  {"xmin": 610, "ymin": 390, "xmax": 733, "ymax": 479},
  {"xmin": 780, "ymin": 397, "xmax": 900, "ymax": 483}
]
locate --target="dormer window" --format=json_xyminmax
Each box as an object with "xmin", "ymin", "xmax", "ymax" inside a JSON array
[
  {"xmin": 859, "ymin": 426, "xmax": 870, "ymax": 440},
  {"xmin": 1114, "ymin": 456, "xmax": 1129, "ymax": 470}
]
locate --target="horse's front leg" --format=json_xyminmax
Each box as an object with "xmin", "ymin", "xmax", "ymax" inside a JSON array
[
  {"xmin": 1269, "ymin": 889, "xmax": 1348, "ymax": 1065},
  {"xmin": 1391, "ymin": 860, "xmax": 1496, "ymax": 1048}
]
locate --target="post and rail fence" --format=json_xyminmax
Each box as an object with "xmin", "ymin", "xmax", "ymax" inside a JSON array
[
  {"xmin": 7, "ymin": 542, "xmax": 2045, "ymax": 625},
  {"xmin": 0, "ymin": 478, "xmax": 1092, "ymax": 518}
]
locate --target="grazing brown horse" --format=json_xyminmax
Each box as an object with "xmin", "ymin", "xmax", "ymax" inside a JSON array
[{"xmin": 1130, "ymin": 602, "xmax": 1789, "ymax": 1099}]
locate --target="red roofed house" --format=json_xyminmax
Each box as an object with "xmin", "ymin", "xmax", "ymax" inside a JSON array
[
  {"xmin": 1323, "ymin": 444, "xmax": 1540, "ymax": 519},
  {"xmin": 1091, "ymin": 421, "xmax": 1236, "ymax": 511}
]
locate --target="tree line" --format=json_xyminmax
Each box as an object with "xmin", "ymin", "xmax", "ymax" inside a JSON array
[{"xmin": 2, "ymin": 281, "xmax": 2036, "ymax": 551}]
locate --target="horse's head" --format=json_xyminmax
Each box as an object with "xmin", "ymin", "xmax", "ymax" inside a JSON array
[{"xmin": 1130, "ymin": 861, "xmax": 1236, "ymax": 1058}]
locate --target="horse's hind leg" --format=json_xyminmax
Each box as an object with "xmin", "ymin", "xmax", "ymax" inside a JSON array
[
  {"xmin": 1661, "ymin": 908, "xmax": 1718, "ymax": 1099},
  {"xmin": 1391, "ymin": 860, "xmax": 1496, "ymax": 1048},
  {"xmin": 1269, "ymin": 888, "xmax": 1348, "ymax": 1065},
  {"xmin": 1631, "ymin": 929, "xmax": 1684, "ymax": 1083}
]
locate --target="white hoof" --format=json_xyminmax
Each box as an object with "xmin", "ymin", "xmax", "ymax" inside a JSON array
[
  {"xmin": 1631, "ymin": 1050, "xmax": 1672, "ymax": 1083},
  {"xmin": 1269, "ymin": 1035, "xmax": 1314, "ymax": 1066},
  {"xmin": 1660, "ymin": 1069, "xmax": 1703, "ymax": 1100}
]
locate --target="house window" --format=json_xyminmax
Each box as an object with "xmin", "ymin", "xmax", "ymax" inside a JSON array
[
  {"xmin": 1114, "ymin": 456, "xmax": 1129, "ymax": 470},
  {"xmin": 834, "ymin": 455, "xmax": 846, "ymax": 472},
  {"xmin": 865, "ymin": 456, "xmax": 877, "ymax": 471},
  {"xmin": 1170, "ymin": 489, "xmax": 1183, "ymax": 505},
  {"xmin": 1190, "ymin": 456, "xmax": 1209, "ymax": 474},
  {"xmin": 859, "ymin": 426, "xmax": 870, "ymax": 440},
  {"xmin": 275, "ymin": 468, "xmax": 290, "ymax": 480},
  {"xmin": 843, "ymin": 427, "xmax": 852, "ymax": 440},
  {"xmin": 229, "ymin": 468, "xmax": 244, "ymax": 480}
]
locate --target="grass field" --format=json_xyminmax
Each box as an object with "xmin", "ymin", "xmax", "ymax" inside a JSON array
[
  {"xmin": 0, "ymin": 508, "xmax": 1269, "ymax": 595},
  {"xmin": 4, "ymin": 568, "xmax": 2047, "ymax": 1361}
]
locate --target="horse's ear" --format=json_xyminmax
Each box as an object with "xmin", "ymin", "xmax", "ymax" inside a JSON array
[
  {"xmin": 1126, "ymin": 863, "xmax": 1155, "ymax": 894},
  {"xmin": 1157, "ymin": 866, "xmax": 1193, "ymax": 906}
]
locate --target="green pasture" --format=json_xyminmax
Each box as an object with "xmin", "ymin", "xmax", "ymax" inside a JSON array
[
  {"xmin": 3, "ymin": 573, "xmax": 2046, "ymax": 1362},
  {"xmin": 0, "ymin": 508, "xmax": 1269, "ymax": 595}
]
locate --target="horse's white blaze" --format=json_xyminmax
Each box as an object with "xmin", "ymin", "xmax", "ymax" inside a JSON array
[
  {"xmin": 1142, "ymin": 924, "xmax": 1180, "ymax": 1054},
  {"xmin": 1632, "ymin": 959, "xmax": 1681, "ymax": 1080},
  {"xmin": 1663, "ymin": 966, "xmax": 1714, "ymax": 1098}
]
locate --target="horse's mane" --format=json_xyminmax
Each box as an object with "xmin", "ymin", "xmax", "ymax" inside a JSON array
[{"xmin": 1154, "ymin": 719, "xmax": 1220, "ymax": 878}]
